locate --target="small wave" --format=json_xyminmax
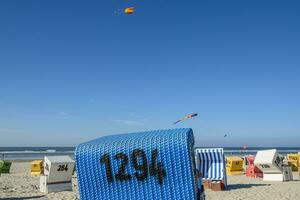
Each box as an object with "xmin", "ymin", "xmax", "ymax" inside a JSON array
[{"xmin": 46, "ymin": 149, "xmax": 56, "ymax": 153}]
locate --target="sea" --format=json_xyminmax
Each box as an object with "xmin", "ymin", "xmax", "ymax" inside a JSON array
[{"xmin": 0, "ymin": 147, "xmax": 300, "ymax": 161}]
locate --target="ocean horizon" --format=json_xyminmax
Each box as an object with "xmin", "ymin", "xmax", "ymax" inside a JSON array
[{"xmin": 1, "ymin": 146, "xmax": 299, "ymax": 161}]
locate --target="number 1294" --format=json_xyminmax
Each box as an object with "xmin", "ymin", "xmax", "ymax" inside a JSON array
[{"xmin": 100, "ymin": 149, "xmax": 166, "ymax": 185}]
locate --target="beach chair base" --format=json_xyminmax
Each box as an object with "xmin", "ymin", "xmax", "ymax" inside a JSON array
[
  {"xmin": 203, "ymin": 180, "xmax": 212, "ymax": 190},
  {"xmin": 40, "ymin": 175, "xmax": 72, "ymax": 193},
  {"xmin": 203, "ymin": 180, "xmax": 225, "ymax": 191}
]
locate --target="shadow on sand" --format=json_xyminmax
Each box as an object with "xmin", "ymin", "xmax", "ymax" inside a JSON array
[{"xmin": 228, "ymin": 183, "xmax": 271, "ymax": 190}]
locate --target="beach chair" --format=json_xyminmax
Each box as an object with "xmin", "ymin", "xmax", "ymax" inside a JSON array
[
  {"xmin": 254, "ymin": 149, "xmax": 284, "ymax": 181},
  {"xmin": 40, "ymin": 156, "xmax": 75, "ymax": 193},
  {"xmin": 195, "ymin": 148, "xmax": 227, "ymax": 190},
  {"xmin": 0, "ymin": 160, "xmax": 12, "ymax": 174},
  {"xmin": 30, "ymin": 160, "xmax": 44, "ymax": 176},
  {"xmin": 287, "ymin": 153, "xmax": 299, "ymax": 171},
  {"xmin": 75, "ymin": 128, "xmax": 199, "ymax": 200},
  {"xmin": 226, "ymin": 156, "xmax": 243, "ymax": 175},
  {"xmin": 244, "ymin": 156, "xmax": 263, "ymax": 178}
]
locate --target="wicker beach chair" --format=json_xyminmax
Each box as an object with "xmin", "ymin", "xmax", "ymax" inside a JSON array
[
  {"xmin": 195, "ymin": 148, "xmax": 228, "ymax": 190},
  {"xmin": 75, "ymin": 128, "xmax": 199, "ymax": 200}
]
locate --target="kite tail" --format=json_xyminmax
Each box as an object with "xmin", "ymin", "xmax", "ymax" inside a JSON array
[{"xmin": 173, "ymin": 120, "xmax": 181, "ymax": 124}]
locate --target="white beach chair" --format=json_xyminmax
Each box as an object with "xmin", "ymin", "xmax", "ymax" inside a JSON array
[
  {"xmin": 40, "ymin": 155, "xmax": 75, "ymax": 193},
  {"xmin": 254, "ymin": 149, "xmax": 284, "ymax": 181}
]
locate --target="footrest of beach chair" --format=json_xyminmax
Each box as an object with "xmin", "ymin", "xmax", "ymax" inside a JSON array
[
  {"xmin": 211, "ymin": 181, "xmax": 224, "ymax": 191},
  {"xmin": 203, "ymin": 179, "xmax": 212, "ymax": 190}
]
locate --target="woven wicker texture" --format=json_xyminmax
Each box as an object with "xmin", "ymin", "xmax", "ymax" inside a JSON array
[{"xmin": 75, "ymin": 128, "xmax": 197, "ymax": 200}]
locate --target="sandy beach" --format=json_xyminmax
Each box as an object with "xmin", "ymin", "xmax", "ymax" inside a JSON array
[
  {"xmin": 0, "ymin": 162, "xmax": 299, "ymax": 200},
  {"xmin": 0, "ymin": 162, "xmax": 79, "ymax": 200}
]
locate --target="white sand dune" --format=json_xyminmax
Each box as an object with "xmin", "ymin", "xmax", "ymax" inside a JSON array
[{"xmin": 0, "ymin": 162, "xmax": 299, "ymax": 200}]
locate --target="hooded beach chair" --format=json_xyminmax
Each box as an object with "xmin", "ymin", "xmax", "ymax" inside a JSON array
[
  {"xmin": 75, "ymin": 128, "xmax": 199, "ymax": 200},
  {"xmin": 254, "ymin": 149, "xmax": 285, "ymax": 181},
  {"xmin": 226, "ymin": 156, "xmax": 244, "ymax": 175},
  {"xmin": 40, "ymin": 156, "xmax": 75, "ymax": 193},
  {"xmin": 195, "ymin": 148, "xmax": 227, "ymax": 190}
]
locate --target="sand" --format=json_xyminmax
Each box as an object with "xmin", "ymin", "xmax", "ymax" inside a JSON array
[
  {"xmin": 206, "ymin": 173, "xmax": 300, "ymax": 200},
  {"xmin": 0, "ymin": 162, "xmax": 79, "ymax": 200},
  {"xmin": 0, "ymin": 162, "xmax": 299, "ymax": 200}
]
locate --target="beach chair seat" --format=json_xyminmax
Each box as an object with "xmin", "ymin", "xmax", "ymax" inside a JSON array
[
  {"xmin": 75, "ymin": 128, "xmax": 198, "ymax": 200},
  {"xmin": 40, "ymin": 156, "xmax": 75, "ymax": 193},
  {"xmin": 195, "ymin": 148, "xmax": 227, "ymax": 190}
]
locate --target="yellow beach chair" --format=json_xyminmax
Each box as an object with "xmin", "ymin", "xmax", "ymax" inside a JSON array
[
  {"xmin": 287, "ymin": 154, "xmax": 299, "ymax": 171},
  {"xmin": 226, "ymin": 156, "xmax": 244, "ymax": 175},
  {"xmin": 30, "ymin": 160, "xmax": 44, "ymax": 176}
]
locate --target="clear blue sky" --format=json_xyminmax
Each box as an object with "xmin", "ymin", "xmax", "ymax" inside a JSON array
[{"xmin": 0, "ymin": 0, "xmax": 300, "ymax": 147}]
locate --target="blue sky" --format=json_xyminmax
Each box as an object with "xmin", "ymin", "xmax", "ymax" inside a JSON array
[{"xmin": 0, "ymin": 0, "xmax": 300, "ymax": 147}]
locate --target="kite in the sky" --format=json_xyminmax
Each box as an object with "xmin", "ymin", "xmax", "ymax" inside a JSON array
[
  {"xmin": 224, "ymin": 134, "xmax": 227, "ymax": 138},
  {"xmin": 115, "ymin": 7, "xmax": 135, "ymax": 15},
  {"xmin": 124, "ymin": 7, "xmax": 135, "ymax": 14},
  {"xmin": 173, "ymin": 113, "xmax": 198, "ymax": 124}
]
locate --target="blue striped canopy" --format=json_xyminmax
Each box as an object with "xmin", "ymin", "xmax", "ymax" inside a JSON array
[{"xmin": 195, "ymin": 148, "xmax": 227, "ymax": 188}]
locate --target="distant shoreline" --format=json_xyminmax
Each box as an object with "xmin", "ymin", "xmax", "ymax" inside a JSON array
[{"xmin": 1, "ymin": 146, "xmax": 299, "ymax": 161}]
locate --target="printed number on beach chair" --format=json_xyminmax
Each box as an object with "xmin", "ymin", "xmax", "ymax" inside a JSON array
[
  {"xmin": 57, "ymin": 164, "xmax": 68, "ymax": 172},
  {"xmin": 100, "ymin": 149, "xmax": 166, "ymax": 184},
  {"xmin": 260, "ymin": 164, "xmax": 270, "ymax": 169}
]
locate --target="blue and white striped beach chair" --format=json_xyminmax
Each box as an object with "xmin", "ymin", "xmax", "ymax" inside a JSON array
[
  {"xmin": 75, "ymin": 128, "xmax": 198, "ymax": 200},
  {"xmin": 195, "ymin": 148, "xmax": 227, "ymax": 189}
]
